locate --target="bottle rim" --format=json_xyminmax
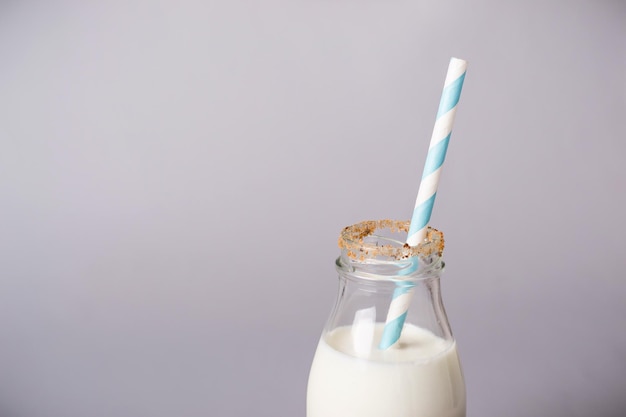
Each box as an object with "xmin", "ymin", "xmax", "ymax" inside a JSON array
[
  {"xmin": 336, "ymin": 220, "xmax": 445, "ymax": 281},
  {"xmin": 338, "ymin": 219, "xmax": 444, "ymax": 260}
]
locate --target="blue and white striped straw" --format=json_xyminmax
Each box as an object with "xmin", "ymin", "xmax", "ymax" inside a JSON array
[{"xmin": 379, "ymin": 57, "xmax": 467, "ymax": 350}]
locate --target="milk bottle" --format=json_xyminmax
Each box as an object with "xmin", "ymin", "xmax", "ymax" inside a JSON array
[{"xmin": 306, "ymin": 220, "xmax": 466, "ymax": 417}]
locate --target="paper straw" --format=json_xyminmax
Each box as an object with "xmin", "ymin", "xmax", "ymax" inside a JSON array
[{"xmin": 379, "ymin": 57, "xmax": 467, "ymax": 350}]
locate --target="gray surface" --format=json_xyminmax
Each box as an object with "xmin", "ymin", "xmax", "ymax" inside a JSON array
[{"xmin": 1, "ymin": 1, "xmax": 625, "ymax": 416}]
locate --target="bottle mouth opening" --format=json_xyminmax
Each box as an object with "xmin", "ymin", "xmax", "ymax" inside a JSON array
[
  {"xmin": 338, "ymin": 220, "xmax": 444, "ymax": 261},
  {"xmin": 336, "ymin": 220, "xmax": 445, "ymax": 280}
]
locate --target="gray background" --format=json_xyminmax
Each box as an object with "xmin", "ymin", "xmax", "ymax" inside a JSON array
[{"xmin": 1, "ymin": 1, "xmax": 625, "ymax": 416}]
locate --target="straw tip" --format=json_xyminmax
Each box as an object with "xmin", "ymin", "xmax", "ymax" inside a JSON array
[{"xmin": 449, "ymin": 57, "xmax": 468, "ymax": 71}]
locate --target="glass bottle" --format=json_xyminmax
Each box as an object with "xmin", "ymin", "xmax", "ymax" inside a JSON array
[{"xmin": 306, "ymin": 220, "xmax": 465, "ymax": 417}]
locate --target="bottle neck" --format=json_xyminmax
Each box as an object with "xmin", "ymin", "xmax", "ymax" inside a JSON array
[
  {"xmin": 325, "ymin": 220, "xmax": 454, "ymax": 351},
  {"xmin": 327, "ymin": 256, "xmax": 452, "ymax": 343},
  {"xmin": 336, "ymin": 248, "xmax": 445, "ymax": 283}
]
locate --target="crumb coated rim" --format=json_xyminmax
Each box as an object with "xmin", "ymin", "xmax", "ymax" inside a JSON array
[{"xmin": 338, "ymin": 220, "xmax": 444, "ymax": 261}]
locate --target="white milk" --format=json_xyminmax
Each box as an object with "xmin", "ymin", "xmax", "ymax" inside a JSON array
[{"xmin": 307, "ymin": 323, "xmax": 465, "ymax": 417}]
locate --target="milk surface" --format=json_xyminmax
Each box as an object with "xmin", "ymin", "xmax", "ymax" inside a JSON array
[{"xmin": 307, "ymin": 323, "xmax": 465, "ymax": 417}]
